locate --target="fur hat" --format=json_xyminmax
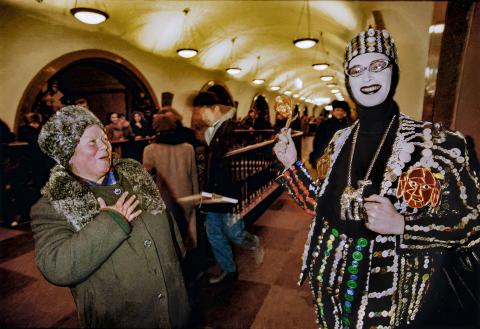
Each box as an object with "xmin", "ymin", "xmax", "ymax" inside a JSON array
[
  {"xmin": 344, "ymin": 27, "xmax": 398, "ymax": 70},
  {"xmin": 38, "ymin": 105, "xmax": 104, "ymax": 168}
]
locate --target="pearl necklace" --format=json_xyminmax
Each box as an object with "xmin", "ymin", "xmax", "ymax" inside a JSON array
[{"xmin": 340, "ymin": 115, "xmax": 397, "ymax": 221}]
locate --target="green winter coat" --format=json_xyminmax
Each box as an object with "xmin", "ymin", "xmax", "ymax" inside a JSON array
[{"xmin": 30, "ymin": 158, "xmax": 190, "ymax": 328}]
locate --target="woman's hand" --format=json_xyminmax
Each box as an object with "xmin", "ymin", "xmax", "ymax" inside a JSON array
[
  {"xmin": 273, "ymin": 128, "xmax": 297, "ymax": 168},
  {"xmin": 98, "ymin": 191, "xmax": 142, "ymax": 223},
  {"xmin": 363, "ymin": 194, "xmax": 405, "ymax": 235}
]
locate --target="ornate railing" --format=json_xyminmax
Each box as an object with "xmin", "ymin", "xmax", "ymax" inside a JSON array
[
  {"xmin": 0, "ymin": 130, "xmax": 302, "ymax": 227},
  {"xmin": 227, "ymin": 130, "xmax": 303, "ymax": 220}
]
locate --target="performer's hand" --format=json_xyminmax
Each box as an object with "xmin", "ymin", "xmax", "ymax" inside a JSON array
[
  {"xmin": 273, "ymin": 128, "xmax": 297, "ymax": 168},
  {"xmin": 363, "ymin": 194, "xmax": 404, "ymax": 235},
  {"xmin": 98, "ymin": 191, "xmax": 142, "ymax": 223}
]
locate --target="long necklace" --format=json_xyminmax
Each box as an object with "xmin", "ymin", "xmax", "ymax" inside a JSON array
[{"xmin": 340, "ymin": 115, "xmax": 396, "ymax": 221}]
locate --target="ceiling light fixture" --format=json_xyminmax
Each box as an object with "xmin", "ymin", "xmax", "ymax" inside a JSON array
[
  {"xmin": 270, "ymin": 86, "xmax": 281, "ymax": 91},
  {"xmin": 225, "ymin": 37, "xmax": 242, "ymax": 76},
  {"xmin": 226, "ymin": 67, "xmax": 242, "ymax": 75},
  {"xmin": 251, "ymin": 56, "xmax": 265, "ymax": 85},
  {"xmin": 284, "ymin": 90, "xmax": 292, "ymax": 96},
  {"xmin": 176, "ymin": 8, "xmax": 199, "ymax": 58},
  {"xmin": 320, "ymin": 75, "xmax": 333, "ymax": 82},
  {"xmin": 331, "ymin": 89, "xmax": 340, "ymax": 93},
  {"xmin": 293, "ymin": 0, "xmax": 318, "ymax": 49},
  {"xmin": 312, "ymin": 63, "xmax": 329, "ymax": 71},
  {"xmin": 311, "ymin": 32, "xmax": 330, "ymax": 70},
  {"xmin": 327, "ymin": 83, "xmax": 337, "ymax": 88},
  {"xmin": 70, "ymin": 7, "xmax": 109, "ymax": 24}
]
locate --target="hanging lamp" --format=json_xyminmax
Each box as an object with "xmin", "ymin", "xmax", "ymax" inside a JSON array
[
  {"xmin": 176, "ymin": 8, "xmax": 199, "ymax": 58},
  {"xmin": 70, "ymin": 1, "xmax": 108, "ymax": 25},
  {"xmin": 312, "ymin": 32, "xmax": 329, "ymax": 70},
  {"xmin": 293, "ymin": 0, "xmax": 318, "ymax": 49},
  {"xmin": 225, "ymin": 37, "xmax": 242, "ymax": 75}
]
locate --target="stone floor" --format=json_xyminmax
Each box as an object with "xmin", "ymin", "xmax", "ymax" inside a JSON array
[{"xmin": 0, "ymin": 192, "xmax": 317, "ymax": 329}]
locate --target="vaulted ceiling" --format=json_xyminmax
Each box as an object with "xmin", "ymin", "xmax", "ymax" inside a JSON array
[{"xmin": 3, "ymin": 0, "xmax": 436, "ymax": 106}]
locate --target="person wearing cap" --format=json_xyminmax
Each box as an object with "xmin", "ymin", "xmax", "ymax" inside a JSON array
[
  {"xmin": 30, "ymin": 105, "xmax": 190, "ymax": 328},
  {"xmin": 309, "ymin": 100, "xmax": 351, "ymax": 171},
  {"xmin": 192, "ymin": 91, "xmax": 263, "ymax": 285},
  {"xmin": 274, "ymin": 28, "xmax": 480, "ymax": 328}
]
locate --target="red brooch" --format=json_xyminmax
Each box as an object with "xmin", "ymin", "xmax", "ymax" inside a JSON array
[{"xmin": 396, "ymin": 167, "xmax": 441, "ymax": 209}]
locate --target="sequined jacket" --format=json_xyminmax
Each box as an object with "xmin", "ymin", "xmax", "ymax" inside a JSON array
[{"xmin": 277, "ymin": 114, "xmax": 480, "ymax": 328}]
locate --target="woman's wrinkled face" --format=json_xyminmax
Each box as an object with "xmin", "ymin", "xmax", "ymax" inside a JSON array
[
  {"xmin": 69, "ymin": 125, "xmax": 112, "ymax": 183},
  {"xmin": 347, "ymin": 53, "xmax": 392, "ymax": 107}
]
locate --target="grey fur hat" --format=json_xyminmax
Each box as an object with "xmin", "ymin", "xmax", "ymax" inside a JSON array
[{"xmin": 38, "ymin": 105, "xmax": 104, "ymax": 168}]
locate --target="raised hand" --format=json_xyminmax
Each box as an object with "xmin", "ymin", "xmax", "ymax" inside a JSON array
[
  {"xmin": 98, "ymin": 191, "xmax": 142, "ymax": 223},
  {"xmin": 273, "ymin": 128, "xmax": 297, "ymax": 168}
]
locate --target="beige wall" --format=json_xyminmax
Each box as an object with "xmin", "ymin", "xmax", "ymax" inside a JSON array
[
  {"xmin": 0, "ymin": 6, "xmax": 310, "ymax": 129},
  {"xmin": 0, "ymin": 4, "xmax": 430, "ymax": 131}
]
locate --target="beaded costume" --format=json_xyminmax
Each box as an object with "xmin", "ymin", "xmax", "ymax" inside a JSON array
[{"xmin": 277, "ymin": 115, "xmax": 480, "ymax": 328}]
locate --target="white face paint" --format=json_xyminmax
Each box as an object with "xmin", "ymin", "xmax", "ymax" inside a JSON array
[{"xmin": 347, "ymin": 53, "xmax": 392, "ymax": 107}]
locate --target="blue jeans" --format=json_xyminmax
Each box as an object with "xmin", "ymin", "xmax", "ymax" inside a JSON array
[{"xmin": 205, "ymin": 212, "xmax": 258, "ymax": 273}]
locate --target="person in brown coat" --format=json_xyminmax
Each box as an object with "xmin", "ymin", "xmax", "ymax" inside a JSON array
[{"xmin": 30, "ymin": 105, "xmax": 190, "ymax": 328}]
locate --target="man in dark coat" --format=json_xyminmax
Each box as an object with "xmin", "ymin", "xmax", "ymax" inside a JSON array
[
  {"xmin": 193, "ymin": 92, "xmax": 263, "ymax": 284},
  {"xmin": 309, "ymin": 100, "xmax": 351, "ymax": 169}
]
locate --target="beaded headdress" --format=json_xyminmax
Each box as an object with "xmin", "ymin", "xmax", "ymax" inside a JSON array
[{"xmin": 344, "ymin": 27, "xmax": 398, "ymax": 69}]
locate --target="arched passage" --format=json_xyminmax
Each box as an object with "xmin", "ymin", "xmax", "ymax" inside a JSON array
[{"xmin": 15, "ymin": 49, "xmax": 159, "ymax": 130}]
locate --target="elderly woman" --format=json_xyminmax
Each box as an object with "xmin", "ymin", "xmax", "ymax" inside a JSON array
[{"xmin": 30, "ymin": 105, "xmax": 190, "ymax": 328}]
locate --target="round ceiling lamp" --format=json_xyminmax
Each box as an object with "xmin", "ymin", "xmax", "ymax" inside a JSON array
[
  {"xmin": 327, "ymin": 83, "xmax": 337, "ymax": 88},
  {"xmin": 312, "ymin": 63, "xmax": 329, "ymax": 71},
  {"xmin": 176, "ymin": 48, "xmax": 198, "ymax": 58},
  {"xmin": 293, "ymin": 38, "xmax": 318, "ymax": 49},
  {"xmin": 70, "ymin": 8, "xmax": 109, "ymax": 25},
  {"xmin": 251, "ymin": 56, "xmax": 265, "ymax": 85},
  {"xmin": 176, "ymin": 8, "xmax": 199, "ymax": 59},
  {"xmin": 226, "ymin": 67, "xmax": 242, "ymax": 75},
  {"xmin": 270, "ymin": 86, "xmax": 281, "ymax": 91},
  {"xmin": 320, "ymin": 75, "xmax": 334, "ymax": 82},
  {"xmin": 293, "ymin": 0, "xmax": 317, "ymax": 49}
]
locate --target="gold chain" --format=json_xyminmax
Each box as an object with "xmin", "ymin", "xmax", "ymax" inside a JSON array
[{"xmin": 346, "ymin": 115, "xmax": 397, "ymax": 187}]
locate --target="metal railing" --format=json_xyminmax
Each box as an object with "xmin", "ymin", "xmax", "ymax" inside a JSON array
[{"xmin": 227, "ymin": 130, "xmax": 303, "ymax": 218}]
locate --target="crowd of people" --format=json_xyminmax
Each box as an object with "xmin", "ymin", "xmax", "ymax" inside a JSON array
[{"xmin": 1, "ymin": 25, "xmax": 479, "ymax": 329}]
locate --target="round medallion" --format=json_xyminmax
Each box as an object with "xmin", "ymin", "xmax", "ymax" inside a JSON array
[{"xmin": 114, "ymin": 188, "xmax": 122, "ymax": 195}]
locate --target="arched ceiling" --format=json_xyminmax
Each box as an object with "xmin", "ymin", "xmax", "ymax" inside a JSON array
[{"xmin": 2, "ymin": 0, "xmax": 435, "ymax": 107}]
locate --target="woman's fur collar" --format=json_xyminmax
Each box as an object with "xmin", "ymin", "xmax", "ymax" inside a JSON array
[{"xmin": 41, "ymin": 158, "xmax": 166, "ymax": 231}]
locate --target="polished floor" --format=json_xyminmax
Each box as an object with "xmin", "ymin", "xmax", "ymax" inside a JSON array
[{"xmin": 0, "ymin": 191, "xmax": 316, "ymax": 329}]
